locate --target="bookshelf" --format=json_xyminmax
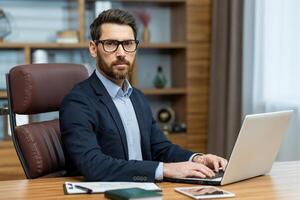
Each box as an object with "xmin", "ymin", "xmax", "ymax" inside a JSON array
[{"xmin": 0, "ymin": 0, "xmax": 211, "ymax": 152}]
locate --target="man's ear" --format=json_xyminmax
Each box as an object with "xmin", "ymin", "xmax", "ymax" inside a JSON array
[{"xmin": 89, "ymin": 41, "xmax": 97, "ymax": 58}]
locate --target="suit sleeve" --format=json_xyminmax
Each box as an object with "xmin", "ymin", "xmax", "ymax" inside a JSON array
[{"xmin": 60, "ymin": 91, "xmax": 159, "ymax": 182}]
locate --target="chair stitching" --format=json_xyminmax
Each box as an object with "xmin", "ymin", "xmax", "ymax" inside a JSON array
[
  {"xmin": 20, "ymin": 129, "xmax": 44, "ymax": 174},
  {"xmin": 21, "ymin": 71, "xmax": 33, "ymax": 111}
]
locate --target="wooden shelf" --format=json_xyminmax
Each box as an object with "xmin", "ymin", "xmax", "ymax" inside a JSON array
[
  {"xmin": 0, "ymin": 42, "xmax": 88, "ymax": 49},
  {"xmin": 88, "ymin": 0, "xmax": 186, "ymax": 4},
  {"xmin": 140, "ymin": 42, "xmax": 186, "ymax": 49},
  {"xmin": 0, "ymin": 91, "xmax": 7, "ymax": 99},
  {"xmin": 0, "ymin": 89, "xmax": 186, "ymax": 99},
  {"xmin": 0, "ymin": 42, "xmax": 186, "ymax": 50},
  {"xmin": 0, "ymin": 88, "xmax": 186, "ymax": 98},
  {"xmin": 142, "ymin": 88, "xmax": 186, "ymax": 95}
]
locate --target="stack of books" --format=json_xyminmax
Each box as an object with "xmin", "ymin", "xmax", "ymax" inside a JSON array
[{"xmin": 56, "ymin": 30, "xmax": 79, "ymax": 43}]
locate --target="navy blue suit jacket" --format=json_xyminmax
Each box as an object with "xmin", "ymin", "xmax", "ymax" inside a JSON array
[{"xmin": 60, "ymin": 72, "xmax": 194, "ymax": 182}]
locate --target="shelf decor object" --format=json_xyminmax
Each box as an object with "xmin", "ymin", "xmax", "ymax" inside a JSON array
[
  {"xmin": 0, "ymin": 8, "xmax": 11, "ymax": 42},
  {"xmin": 32, "ymin": 50, "xmax": 49, "ymax": 63},
  {"xmin": 56, "ymin": 30, "xmax": 79, "ymax": 44},
  {"xmin": 134, "ymin": 10, "xmax": 151, "ymax": 42},
  {"xmin": 153, "ymin": 65, "xmax": 167, "ymax": 88},
  {"xmin": 157, "ymin": 107, "xmax": 175, "ymax": 135}
]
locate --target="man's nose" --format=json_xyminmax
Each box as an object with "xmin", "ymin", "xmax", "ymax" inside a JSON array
[{"xmin": 115, "ymin": 44, "xmax": 126, "ymax": 56}]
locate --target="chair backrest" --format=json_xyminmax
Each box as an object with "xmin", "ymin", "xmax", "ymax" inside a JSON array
[{"xmin": 6, "ymin": 63, "xmax": 88, "ymax": 179}]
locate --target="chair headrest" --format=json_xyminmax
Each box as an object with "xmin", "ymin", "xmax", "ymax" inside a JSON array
[{"xmin": 9, "ymin": 63, "xmax": 88, "ymax": 114}]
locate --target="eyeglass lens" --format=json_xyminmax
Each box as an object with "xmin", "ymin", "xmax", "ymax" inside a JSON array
[{"xmin": 99, "ymin": 40, "xmax": 138, "ymax": 52}]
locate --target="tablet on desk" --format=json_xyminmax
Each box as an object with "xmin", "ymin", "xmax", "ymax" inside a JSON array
[{"xmin": 175, "ymin": 186, "xmax": 235, "ymax": 199}]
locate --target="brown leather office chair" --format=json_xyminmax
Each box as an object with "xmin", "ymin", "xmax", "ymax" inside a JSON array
[{"xmin": 6, "ymin": 63, "xmax": 88, "ymax": 179}]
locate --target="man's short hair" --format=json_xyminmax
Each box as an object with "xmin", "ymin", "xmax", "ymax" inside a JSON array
[{"xmin": 90, "ymin": 9, "xmax": 137, "ymax": 41}]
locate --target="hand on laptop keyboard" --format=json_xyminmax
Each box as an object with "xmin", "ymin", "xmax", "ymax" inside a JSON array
[
  {"xmin": 163, "ymin": 161, "xmax": 216, "ymax": 179},
  {"xmin": 210, "ymin": 170, "xmax": 224, "ymax": 179},
  {"xmin": 163, "ymin": 154, "xmax": 227, "ymax": 180},
  {"xmin": 186, "ymin": 170, "xmax": 224, "ymax": 179},
  {"xmin": 192, "ymin": 154, "xmax": 228, "ymax": 172}
]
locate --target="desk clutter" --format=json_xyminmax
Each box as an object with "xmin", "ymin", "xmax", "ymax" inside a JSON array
[{"xmin": 63, "ymin": 181, "xmax": 235, "ymax": 200}]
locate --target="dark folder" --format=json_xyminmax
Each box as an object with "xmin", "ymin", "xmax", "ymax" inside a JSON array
[{"xmin": 104, "ymin": 187, "xmax": 162, "ymax": 200}]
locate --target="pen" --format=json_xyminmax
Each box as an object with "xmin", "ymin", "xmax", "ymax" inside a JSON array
[{"xmin": 74, "ymin": 184, "xmax": 93, "ymax": 194}]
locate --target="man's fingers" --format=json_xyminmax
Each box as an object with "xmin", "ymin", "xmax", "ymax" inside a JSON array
[
  {"xmin": 163, "ymin": 159, "xmax": 228, "ymax": 179},
  {"xmin": 193, "ymin": 163, "xmax": 215, "ymax": 177},
  {"xmin": 213, "ymin": 159, "xmax": 220, "ymax": 172},
  {"xmin": 220, "ymin": 158, "xmax": 228, "ymax": 171},
  {"xmin": 203, "ymin": 155, "xmax": 228, "ymax": 172},
  {"xmin": 189, "ymin": 170, "xmax": 206, "ymax": 178}
]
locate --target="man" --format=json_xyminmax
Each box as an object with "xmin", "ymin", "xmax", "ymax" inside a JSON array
[{"xmin": 60, "ymin": 9, "xmax": 227, "ymax": 182}]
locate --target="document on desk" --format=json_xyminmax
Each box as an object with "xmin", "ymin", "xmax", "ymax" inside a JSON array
[{"xmin": 63, "ymin": 181, "xmax": 161, "ymax": 194}]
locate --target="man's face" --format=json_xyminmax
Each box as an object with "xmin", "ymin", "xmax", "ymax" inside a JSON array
[{"xmin": 89, "ymin": 23, "xmax": 136, "ymax": 85}]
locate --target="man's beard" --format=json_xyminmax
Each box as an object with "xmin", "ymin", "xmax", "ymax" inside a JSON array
[{"xmin": 96, "ymin": 50, "xmax": 134, "ymax": 80}]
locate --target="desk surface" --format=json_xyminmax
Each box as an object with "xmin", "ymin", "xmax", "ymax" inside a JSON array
[{"xmin": 0, "ymin": 161, "xmax": 299, "ymax": 200}]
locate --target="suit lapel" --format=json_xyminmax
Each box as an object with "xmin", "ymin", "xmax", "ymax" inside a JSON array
[
  {"xmin": 130, "ymin": 90, "xmax": 149, "ymax": 160},
  {"xmin": 89, "ymin": 73, "xmax": 129, "ymax": 159}
]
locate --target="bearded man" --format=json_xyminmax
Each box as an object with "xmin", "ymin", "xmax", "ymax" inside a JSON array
[{"xmin": 60, "ymin": 9, "xmax": 227, "ymax": 182}]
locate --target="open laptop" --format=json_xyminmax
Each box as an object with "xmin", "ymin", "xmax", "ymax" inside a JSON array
[{"xmin": 164, "ymin": 110, "xmax": 293, "ymax": 185}]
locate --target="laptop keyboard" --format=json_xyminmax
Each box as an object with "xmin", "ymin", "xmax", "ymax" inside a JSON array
[
  {"xmin": 210, "ymin": 170, "xmax": 224, "ymax": 179},
  {"xmin": 184, "ymin": 170, "xmax": 224, "ymax": 180},
  {"xmin": 163, "ymin": 170, "xmax": 225, "ymax": 184}
]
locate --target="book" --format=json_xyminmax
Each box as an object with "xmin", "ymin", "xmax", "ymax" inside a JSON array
[
  {"xmin": 175, "ymin": 186, "xmax": 235, "ymax": 199},
  {"xmin": 63, "ymin": 181, "xmax": 161, "ymax": 195},
  {"xmin": 105, "ymin": 187, "xmax": 162, "ymax": 200},
  {"xmin": 56, "ymin": 30, "xmax": 79, "ymax": 44}
]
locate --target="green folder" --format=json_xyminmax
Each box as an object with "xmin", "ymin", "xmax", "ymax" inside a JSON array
[{"xmin": 104, "ymin": 187, "xmax": 162, "ymax": 200}]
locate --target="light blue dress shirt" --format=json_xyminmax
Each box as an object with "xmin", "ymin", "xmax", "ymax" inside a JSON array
[{"xmin": 96, "ymin": 70, "xmax": 163, "ymax": 179}]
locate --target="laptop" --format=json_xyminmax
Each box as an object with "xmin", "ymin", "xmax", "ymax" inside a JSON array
[{"xmin": 164, "ymin": 110, "xmax": 293, "ymax": 185}]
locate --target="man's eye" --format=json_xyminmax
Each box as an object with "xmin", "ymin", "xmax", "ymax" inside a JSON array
[{"xmin": 123, "ymin": 40, "xmax": 134, "ymax": 45}]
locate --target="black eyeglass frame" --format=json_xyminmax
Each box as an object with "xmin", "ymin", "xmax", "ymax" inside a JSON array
[{"xmin": 94, "ymin": 39, "xmax": 139, "ymax": 53}]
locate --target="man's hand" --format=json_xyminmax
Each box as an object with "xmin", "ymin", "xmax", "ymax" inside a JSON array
[
  {"xmin": 192, "ymin": 154, "xmax": 227, "ymax": 172},
  {"xmin": 163, "ymin": 161, "xmax": 216, "ymax": 179}
]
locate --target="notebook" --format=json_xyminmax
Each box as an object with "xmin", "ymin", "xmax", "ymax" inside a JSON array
[
  {"xmin": 164, "ymin": 110, "xmax": 293, "ymax": 185},
  {"xmin": 105, "ymin": 187, "xmax": 162, "ymax": 200}
]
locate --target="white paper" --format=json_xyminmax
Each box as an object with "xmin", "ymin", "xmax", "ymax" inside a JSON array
[{"xmin": 65, "ymin": 181, "xmax": 161, "ymax": 194}]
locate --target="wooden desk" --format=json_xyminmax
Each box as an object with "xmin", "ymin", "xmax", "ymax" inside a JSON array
[{"xmin": 0, "ymin": 161, "xmax": 299, "ymax": 200}]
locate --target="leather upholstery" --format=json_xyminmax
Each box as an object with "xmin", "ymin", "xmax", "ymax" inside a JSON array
[
  {"xmin": 15, "ymin": 119, "xmax": 66, "ymax": 178},
  {"xmin": 8, "ymin": 63, "xmax": 88, "ymax": 179},
  {"xmin": 9, "ymin": 63, "xmax": 88, "ymax": 114}
]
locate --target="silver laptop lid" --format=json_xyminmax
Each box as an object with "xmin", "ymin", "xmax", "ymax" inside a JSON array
[{"xmin": 221, "ymin": 110, "xmax": 293, "ymax": 185}]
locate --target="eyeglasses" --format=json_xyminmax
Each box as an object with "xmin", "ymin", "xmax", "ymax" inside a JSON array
[{"xmin": 94, "ymin": 39, "xmax": 139, "ymax": 53}]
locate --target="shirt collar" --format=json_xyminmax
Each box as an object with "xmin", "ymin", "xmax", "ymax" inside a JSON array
[{"xmin": 95, "ymin": 69, "xmax": 132, "ymax": 98}]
